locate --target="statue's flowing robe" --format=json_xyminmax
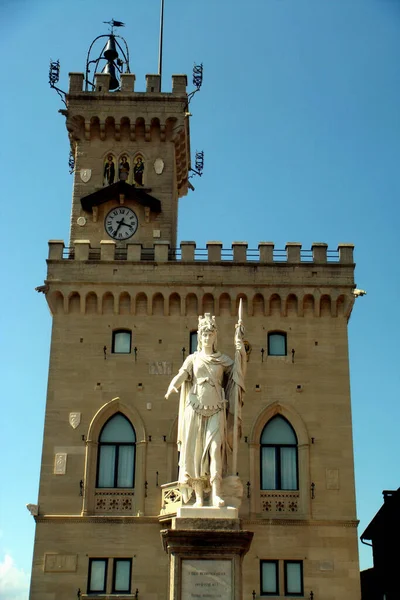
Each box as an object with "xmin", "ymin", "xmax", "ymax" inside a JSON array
[{"xmin": 176, "ymin": 350, "xmax": 245, "ymax": 503}]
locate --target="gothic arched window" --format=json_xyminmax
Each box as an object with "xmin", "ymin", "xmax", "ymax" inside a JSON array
[
  {"xmin": 260, "ymin": 416, "xmax": 298, "ymax": 490},
  {"xmin": 97, "ymin": 414, "xmax": 136, "ymax": 488}
]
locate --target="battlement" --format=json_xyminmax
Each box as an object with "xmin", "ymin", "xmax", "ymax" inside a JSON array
[
  {"xmin": 48, "ymin": 240, "xmax": 354, "ymax": 265},
  {"xmin": 68, "ymin": 72, "xmax": 188, "ymax": 95}
]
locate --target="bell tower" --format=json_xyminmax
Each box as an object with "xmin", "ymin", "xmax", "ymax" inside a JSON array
[{"xmin": 66, "ymin": 27, "xmax": 190, "ymax": 254}]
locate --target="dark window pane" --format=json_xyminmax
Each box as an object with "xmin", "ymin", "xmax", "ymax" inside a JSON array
[
  {"xmin": 285, "ymin": 561, "xmax": 302, "ymax": 595},
  {"xmin": 117, "ymin": 446, "xmax": 135, "ymax": 488},
  {"xmin": 98, "ymin": 445, "xmax": 116, "ymax": 487},
  {"xmin": 100, "ymin": 415, "xmax": 136, "ymax": 443},
  {"xmin": 280, "ymin": 447, "xmax": 297, "ymax": 490},
  {"xmin": 114, "ymin": 559, "xmax": 131, "ymax": 592},
  {"xmin": 261, "ymin": 447, "xmax": 276, "ymax": 490},
  {"xmin": 261, "ymin": 416, "xmax": 297, "ymax": 445},
  {"xmin": 261, "ymin": 561, "xmax": 278, "ymax": 595},
  {"xmin": 268, "ymin": 333, "xmax": 286, "ymax": 356},
  {"xmin": 113, "ymin": 331, "xmax": 131, "ymax": 353},
  {"xmin": 190, "ymin": 331, "xmax": 198, "ymax": 353},
  {"xmin": 88, "ymin": 559, "xmax": 107, "ymax": 592}
]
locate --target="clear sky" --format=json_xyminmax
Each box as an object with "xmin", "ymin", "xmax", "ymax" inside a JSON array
[{"xmin": 1, "ymin": 1, "xmax": 399, "ymax": 598}]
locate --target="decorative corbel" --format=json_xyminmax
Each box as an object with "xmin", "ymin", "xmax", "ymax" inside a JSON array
[
  {"xmin": 144, "ymin": 206, "xmax": 150, "ymax": 223},
  {"xmin": 119, "ymin": 194, "xmax": 125, "ymax": 205},
  {"xmin": 145, "ymin": 124, "xmax": 151, "ymax": 142},
  {"xmin": 92, "ymin": 206, "xmax": 98, "ymax": 223}
]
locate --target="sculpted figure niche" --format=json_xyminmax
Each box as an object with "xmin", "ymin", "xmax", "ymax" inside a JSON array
[{"xmin": 165, "ymin": 310, "xmax": 246, "ymax": 508}]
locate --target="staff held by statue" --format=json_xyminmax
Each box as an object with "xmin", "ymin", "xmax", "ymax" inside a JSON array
[{"xmin": 232, "ymin": 298, "xmax": 245, "ymax": 476}]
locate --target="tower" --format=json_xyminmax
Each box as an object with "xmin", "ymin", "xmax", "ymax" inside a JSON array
[{"xmin": 30, "ymin": 27, "xmax": 361, "ymax": 600}]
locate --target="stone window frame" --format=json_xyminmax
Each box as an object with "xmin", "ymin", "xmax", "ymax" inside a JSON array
[
  {"xmin": 82, "ymin": 398, "xmax": 147, "ymax": 516},
  {"xmin": 249, "ymin": 402, "xmax": 310, "ymax": 518}
]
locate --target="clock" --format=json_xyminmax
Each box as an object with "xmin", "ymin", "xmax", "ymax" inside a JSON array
[{"xmin": 104, "ymin": 206, "xmax": 138, "ymax": 240}]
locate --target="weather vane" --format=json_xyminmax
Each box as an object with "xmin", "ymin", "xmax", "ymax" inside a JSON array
[{"xmin": 103, "ymin": 19, "xmax": 125, "ymax": 34}]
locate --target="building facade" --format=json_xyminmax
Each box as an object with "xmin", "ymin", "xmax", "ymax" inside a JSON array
[{"xmin": 29, "ymin": 52, "xmax": 361, "ymax": 599}]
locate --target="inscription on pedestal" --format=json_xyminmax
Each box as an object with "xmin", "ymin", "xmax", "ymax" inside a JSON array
[{"xmin": 182, "ymin": 559, "xmax": 232, "ymax": 600}]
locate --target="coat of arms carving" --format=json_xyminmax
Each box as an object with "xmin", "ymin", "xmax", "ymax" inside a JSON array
[
  {"xmin": 80, "ymin": 169, "xmax": 92, "ymax": 183},
  {"xmin": 69, "ymin": 412, "xmax": 81, "ymax": 429}
]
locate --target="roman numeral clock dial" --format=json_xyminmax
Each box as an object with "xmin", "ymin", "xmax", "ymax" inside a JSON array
[{"xmin": 104, "ymin": 207, "xmax": 138, "ymax": 240}]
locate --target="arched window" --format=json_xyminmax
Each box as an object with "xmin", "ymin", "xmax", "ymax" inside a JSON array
[
  {"xmin": 268, "ymin": 332, "xmax": 287, "ymax": 356},
  {"xmin": 97, "ymin": 414, "xmax": 136, "ymax": 488},
  {"xmin": 260, "ymin": 416, "xmax": 298, "ymax": 490},
  {"xmin": 112, "ymin": 330, "xmax": 132, "ymax": 354}
]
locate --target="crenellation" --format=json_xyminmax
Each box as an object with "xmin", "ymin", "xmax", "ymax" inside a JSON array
[
  {"xmin": 337, "ymin": 243, "xmax": 355, "ymax": 264},
  {"xmin": 68, "ymin": 72, "xmax": 84, "ymax": 92},
  {"xmin": 286, "ymin": 242, "xmax": 302, "ymax": 263},
  {"xmin": 232, "ymin": 241, "xmax": 248, "ymax": 262},
  {"xmin": 120, "ymin": 73, "xmax": 136, "ymax": 92},
  {"xmin": 146, "ymin": 74, "xmax": 161, "ymax": 93},
  {"xmin": 258, "ymin": 241, "xmax": 274, "ymax": 262},
  {"xmin": 206, "ymin": 241, "xmax": 223, "ymax": 262},
  {"xmin": 312, "ymin": 242, "xmax": 328, "ymax": 264}
]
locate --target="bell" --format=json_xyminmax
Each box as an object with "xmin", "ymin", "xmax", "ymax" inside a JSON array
[
  {"xmin": 104, "ymin": 36, "xmax": 119, "ymax": 61},
  {"xmin": 102, "ymin": 61, "xmax": 119, "ymax": 91}
]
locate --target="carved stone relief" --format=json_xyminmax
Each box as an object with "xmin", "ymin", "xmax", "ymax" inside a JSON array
[{"xmin": 54, "ymin": 453, "xmax": 67, "ymax": 475}]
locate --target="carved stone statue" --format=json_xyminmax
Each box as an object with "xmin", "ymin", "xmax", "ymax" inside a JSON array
[{"xmin": 165, "ymin": 311, "xmax": 246, "ymax": 508}]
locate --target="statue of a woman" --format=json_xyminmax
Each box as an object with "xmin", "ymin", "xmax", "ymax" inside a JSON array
[{"xmin": 165, "ymin": 313, "xmax": 246, "ymax": 508}]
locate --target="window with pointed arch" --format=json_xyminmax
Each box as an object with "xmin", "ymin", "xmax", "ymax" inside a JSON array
[
  {"xmin": 97, "ymin": 413, "xmax": 136, "ymax": 488},
  {"xmin": 260, "ymin": 415, "xmax": 298, "ymax": 490}
]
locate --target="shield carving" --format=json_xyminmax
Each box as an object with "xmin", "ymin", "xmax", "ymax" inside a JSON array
[
  {"xmin": 153, "ymin": 158, "xmax": 164, "ymax": 175},
  {"xmin": 69, "ymin": 412, "xmax": 81, "ymax": 429},
  {"xmin": 80, "ymin": 169, "xmax": 92, "ymax": 183}
]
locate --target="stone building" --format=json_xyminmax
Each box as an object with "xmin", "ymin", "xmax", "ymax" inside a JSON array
[{"xmin": 29, "ymin": 37, "xmax": 361, "ymax": 600}]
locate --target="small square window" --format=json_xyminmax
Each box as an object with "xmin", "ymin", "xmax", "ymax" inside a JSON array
[
  {"xmin": 268, "ymin": 332, "xmax": 287, "ymax": 356},
  {"xmin": 88, "ymin": 558, "xmax": 107, "ymax": 593},
  {"xmin": 284, "ymin": 561, "xmax": 303, "ymax": 596},
  {"xmin": 260, "ymin": 560, "xmax": 279, "ymax": 596},
  {"xmin": 112, "ymin": 330, "xmax": 132, "ymax": 354},
  {"xmin": 112, "ymin": 558, "xmax": 132, "ymax": 593}
]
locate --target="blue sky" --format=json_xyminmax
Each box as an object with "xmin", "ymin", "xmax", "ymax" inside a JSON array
[{"xmin": 1, "ymin": 0, "xmax": 400, "ymax": 597}]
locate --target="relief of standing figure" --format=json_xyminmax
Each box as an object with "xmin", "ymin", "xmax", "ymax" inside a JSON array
[
  {"xmin": 103, "ymin": 154, "xmax": 115, "ymax": 186},
  {"xmin": 165, "ymin": 311, "xmax": 246, "ymax": 508},
  {"xmin": 133, "ymin": 155, "xmax": 144, "ymax": 186}
]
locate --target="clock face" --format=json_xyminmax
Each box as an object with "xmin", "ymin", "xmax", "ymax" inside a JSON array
[{"xmin": 105, "ymin": 207, "xmax": 138, "ymax": 240}]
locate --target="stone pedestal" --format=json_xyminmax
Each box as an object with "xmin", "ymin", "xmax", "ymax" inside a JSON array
[{"xmin": 161, "ymin": 509, "xmax": 253, "ymax": 600}]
